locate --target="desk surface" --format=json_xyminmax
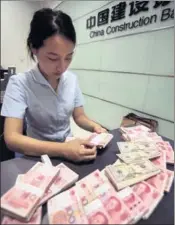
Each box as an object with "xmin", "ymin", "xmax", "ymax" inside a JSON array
[{"xmin": 1, "ymin": 129, "xmax": 174, "ymax": 224}]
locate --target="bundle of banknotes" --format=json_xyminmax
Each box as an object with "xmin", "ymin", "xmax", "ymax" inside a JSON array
[
  {"xmin": 1, "ymin": 157, "xmax": 174, "ymax": 224},
  {"xmin": 1, "ymin": 156, "xmax": 79, "ymax": 224},
  {"xmin": 119, "ymin": 125, "xmax": 174, "ymax": 165},
  {"xmin": 66, "ymin": 132, "xmax": 113, "ymax": 149},
  {"xmin": 48, "ymin": 169, "xmax": 133, "ymax": 224},
  {"xmin": 1, "ymin": 125, "xmax": 174, "ymax": 224},
  {"xmin": 47, "ymin": 163, "xmax": 174, "ymax": 224},
  {"xmin": 105, "ymin": 160, "xmax": 161, "ymax": 190}
]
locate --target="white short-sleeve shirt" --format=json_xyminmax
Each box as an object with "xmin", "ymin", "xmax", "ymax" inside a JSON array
[{"xmin": 1, "ymin": 66, "xmax": 84, "ymax": 142}]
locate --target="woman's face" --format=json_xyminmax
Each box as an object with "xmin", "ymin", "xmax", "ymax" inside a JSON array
[{"xmin": 33, "ymin": 34, "xmax": 75, "ymax": 80}]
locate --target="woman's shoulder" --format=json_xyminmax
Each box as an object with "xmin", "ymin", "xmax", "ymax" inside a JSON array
[{"xmin": 8, "ymin": 69, "xmax": 33, "ymax": 86}]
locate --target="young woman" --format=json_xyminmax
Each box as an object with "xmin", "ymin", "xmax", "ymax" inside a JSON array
[{"xmin": 1, "ymin": 8, "xmax": 106, "ymax": 162}]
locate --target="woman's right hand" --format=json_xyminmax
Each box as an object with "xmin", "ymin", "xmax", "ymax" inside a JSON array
[{"xmin": 63, "ymin": 139, "xmax": 97, "ymax": 162}]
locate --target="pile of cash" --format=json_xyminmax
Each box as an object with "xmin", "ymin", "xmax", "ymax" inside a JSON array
[
  {"xmin": 105, "ymin": 160, "xmax": 161, "ymax": 190},
  {"xmin": 48, "ymin": 169, "xmax": 133, "ymax": 224},
  {"xmin": 0, "ymin": 126, "xmax": 174, "ymax": 224},
  {"xmin": 103, "ymin": 125, "xmax": 174, "ymax": 220},
  {"xmin": 66, "ymin": 132, "xmax": 113, "ymax": 149},
  {"xmin": 118, "ymin": 125, "xmax": 174, "ymax": 165},
  {"xmin": 1, "ymin": 156, "xmax": 79, "ymax": 224},
  {"xmin": 47, "ymin": 159, "xmax": 174, "ymax": 224}
]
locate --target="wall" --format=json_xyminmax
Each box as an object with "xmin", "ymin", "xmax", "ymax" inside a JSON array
[
  {"xmin": 38, "ymin": 1, "xmax": 62, "ymax": 9},
  {"xmin": 51, "ymin": 1, "xmax": 174, "ymax": 139},
  {"xmin": 1, "ymin": 1, "xmax": 41, "ymax": 73},
  {"xmin": 7, "ymin": 1, "xmax": 173, "ymax": 139}
]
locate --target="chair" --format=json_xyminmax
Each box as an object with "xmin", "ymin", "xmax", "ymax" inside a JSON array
[
  {"xmin": 0, "ymin": 67, "xmax": 16, "ymax": 161},
  {"xmin": 0, "ymin": 114, "xmax": 15, "ymax": 162}
]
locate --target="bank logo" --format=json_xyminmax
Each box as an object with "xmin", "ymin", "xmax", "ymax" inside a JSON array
[{"xmin": 86, "ymin": 1, "xmax": 173, "ymax": 39}]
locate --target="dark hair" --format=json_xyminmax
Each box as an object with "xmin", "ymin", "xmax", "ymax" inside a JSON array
[{"xmin": 27, "ymin": 8, "xmax": 76, "ymax": 60}]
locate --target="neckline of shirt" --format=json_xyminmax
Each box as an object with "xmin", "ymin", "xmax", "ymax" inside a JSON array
[{"xmin": 31, "ymin": 64, "xmax": 67, "ymax": 96}]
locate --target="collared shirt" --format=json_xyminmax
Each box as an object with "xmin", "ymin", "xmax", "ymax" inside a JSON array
[{"xmin": 1, "ymin": 66, "xmax": 84, "ymax": 142}]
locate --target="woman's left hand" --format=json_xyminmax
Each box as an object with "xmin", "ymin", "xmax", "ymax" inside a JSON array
[{"xmin": 93, "ymin": 125, "xmax": 107, "ymax": 134}]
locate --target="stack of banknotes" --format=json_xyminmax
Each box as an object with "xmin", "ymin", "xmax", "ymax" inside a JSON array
[
  {"xmin": 48, "ymin": 161, "xmax": 174, "ymax": 224},
  {"xmin": 119, "ymin": 125, "xmax": 174, "ymax": 165},
  {"xmin": 66, "ymin": 132, "xmax": 114, "ymax": 149},
  {"xmin": 1, "ymin": 156, "xmax": 79, "ymax": 224},
  {"xmin": 1, "ymin": 158, "xmax": 174, "ymax": 224},
  {"xmin": 1, "ymin": 125, "xmax": 174, "ymax": 224}
]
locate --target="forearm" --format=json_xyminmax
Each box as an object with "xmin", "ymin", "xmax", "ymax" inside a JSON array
[
  {"xmin": 74, "ymin": 115, "xmax": 100, "ymax": 132},
  {"xmin": 5, "ymin": 133, "xmax": 67, "ymax": 157}
]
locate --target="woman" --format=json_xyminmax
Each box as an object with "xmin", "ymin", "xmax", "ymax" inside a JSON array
[{"xmin": 1, "ymin": 8, "xmax": 106, "ymax": 162}]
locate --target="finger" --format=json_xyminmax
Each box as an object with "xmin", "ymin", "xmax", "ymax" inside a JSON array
[
  {"xmin": 83, "ymin": 152, "xmax": 97, "ymax": 161},
  {"xmin": 75, "ymin": 138, "xmax": 87, "ymax": 142},
  {"xmin": 80, "ymin": 140, "xmax": 95, "ymax": 147},
  {"xmin": 102, "ymin": 129, "xmax": 108, "ymax": 133},
  {"xmin": 95, "ymin": 128, "xmax": 102, "ymax": 134},
  {"xmin": 81, "ymin": 146, "xmax": 97, "ymax": 156}
]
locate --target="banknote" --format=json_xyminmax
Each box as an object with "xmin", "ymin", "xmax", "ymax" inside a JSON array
[
  {"xmin": 1, "ymin": 206, "xmax": 42, "ymax": 224},
  {"xmin": 41, "ymin": 154, "xmax": 52, "ymax": 166},
  {"xmin": 65, "ymin": 133, "xmax": 113, "ymax": 149},
  {"xmin": 83, "ymin": 170, "xmax": 106, "ymax": 190},
  {"xmin": 39, "ymin": 163, "xmax": 79, "ymax": 205},
  {"xmin": 121, "ymin": 133, "xmax": 129, "ymax": 141},
  {"xmin": 75, "ymin": 170, "xmax": 106, "ymax": 206},
  {"xmin": 156, "ymin": 141, "xmax": 174, "ymax": 164},
  {"xmin": 117, "ymin": 141, "xmax": 158, "ymax": 153},
  {"xmin": 146, "ymin": 171, "xmax": 168, "ymax": 194},
  {"xmin": 76, "ymin": 180, "xmax": 96, "ymax": 207},
  {"xmin": 22, "ymin": 162, "xmax": 60, "ymax": 192},
  {"xmin": 117, "ymin": 187, "xmax": 146, "ymax": 224},
  {"xmin": 105, "ymin": 160, "xmax": 161, "ymax": 190},
  {"xmin": 88, "ymin": 133, "xmax": 113, "ymax": 148},
  {"xmin": 151, "ymin": 150, "xmax": 166, "ymax": 171},
  {"xmin": 120, "ymin": 125, "xmax": 151, "ymax": 134},
  {"xmin": 15, "ymin": 174, "xmax": 24, "ymax": 184},
  {"xmin": 47, "ymin": 187, "xmax": 88, "ymax": 224},
  {"xmin": 122, "ymin": 132, "xmax": 163, "ymax": 142},
  {"xmin": 83, "ymin": 198, "xmax": 113, "ymax": 224},
  {"xmin": 164, "ymin": 170, "xmax": 174, "ymax": 192},
  {"xmin": 104, "ymin": 165, "xmax": 119, "ymax": 191},
  {"xmin": 131, "ymin": 181, "xmax": 163, "ymax": 219},
  {"xmin": 113, "ymin": 159, "xmax": 123, "ymax": 166},
  {"xmin": 94, "ymin": 183, "xmax": 132, "ymax": 224},
  {"xmin": 15, "ymin": 163, "xmax": 78, "ymax": 206},
  {"xmin": 117, "ymin": 150, "xmax": 160, "ymax": 164},
  {"xmin": 1, "ymin": 183, "xmax": 43, "ymax": 222},
  {"xmin": 100, "ymin": 169, "xmax": 115, "ymax": 188}
]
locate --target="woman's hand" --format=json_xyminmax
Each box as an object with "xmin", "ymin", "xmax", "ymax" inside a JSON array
[
  {"xmin": 93, "ymin": 125, "xmax": 107, "ymax": 134},
  {"xmin": 63, "ymin": 139, "xmax": 97, "ymax": 162}
]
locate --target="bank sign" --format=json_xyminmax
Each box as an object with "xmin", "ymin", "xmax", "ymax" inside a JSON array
[{"xmin": 86, "ymin": 1, "xmax": 174, "ymax": 40}]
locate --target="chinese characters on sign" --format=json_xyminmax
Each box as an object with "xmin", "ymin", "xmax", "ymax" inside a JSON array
[
  {"xmin": 98, "ymin": 9, "xmax": 110, "ymax": 26},
  {"xmin": 153, "ymin": 1, "xmax": 171, "ymax": 8},
  {"xmin": 86, "ymin": 16, "xmax": 96, "ymax": 29},
  {"xmin": 86, "ymin": 1, "xmax": 174, "ymax": 39},
  {"xmin": 111, "ymin": 2, "xmax": 127, "ymax": 22},
  {"xmin": 129, "ymin": 1, "xmax": 149, "ymax": 16}
]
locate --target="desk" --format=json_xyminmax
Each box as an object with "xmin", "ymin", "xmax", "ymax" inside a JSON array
[{"xmin": 1, "ymin": 129, "xmax": 174, "ymax": 224}]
